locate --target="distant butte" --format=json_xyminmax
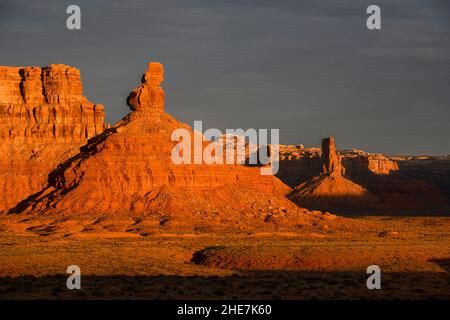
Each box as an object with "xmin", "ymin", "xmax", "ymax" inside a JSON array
[{"xmin": 288, "ymin": 137, "xmax": 378, "ymax": 212}]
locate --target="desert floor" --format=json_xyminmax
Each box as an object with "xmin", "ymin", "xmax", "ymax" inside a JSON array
[{"xmin": 0, "ymin": 216, "xmax": 449, "ymax": 299}]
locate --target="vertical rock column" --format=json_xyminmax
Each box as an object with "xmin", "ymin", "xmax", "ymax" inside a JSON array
[{"xmin": 322, "ymin": 136, "xmax": 344, "ymax": 175}]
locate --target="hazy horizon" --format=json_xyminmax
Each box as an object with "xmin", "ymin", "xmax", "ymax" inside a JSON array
[{"xmin": 1, "ymin": 0, "xmax": 449, "ymax": 155}]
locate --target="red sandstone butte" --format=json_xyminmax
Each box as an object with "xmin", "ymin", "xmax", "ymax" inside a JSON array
[
  {"xmin": 278, "ymin": 141, "xmax": 448, "ymax": 213},
  {"xmin": 289, "ymin": 137, "xmax": 377, "ymax": 210},
  {"xmin": 277, "ymin": 144, "xmax": 399, "ymax": 188},
  {"xmin": 0, "ymin": 64, "xmax": 108, "ymax": 211},
  {"xmin": 10, "ymin": 62, "xmax": 313, "ymax": 230}
]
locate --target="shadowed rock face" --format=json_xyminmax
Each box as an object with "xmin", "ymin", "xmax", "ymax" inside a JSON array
[
  {"xmin": 7, "ymin": 62, "xmax": 316, "ymax": 230},
  {"xmin": 277, "ymin": 145, "xmax": 399, "ymax": 188},
  {"xmin": 289, "ymin": 137, "xmax": 378, "ymax": 211},
  {"xmin": 322, "ymin": 137, "xmax": 344, "ymax": 176},
  {"xmin": 278, "ymin": 139, "xmax": 450, "ymax": 214},
  {"xmin": 0, "ymin": 64, "xmax": 109, "ymax": 211},
  {"xmin": 287, "ymin": 137, "xmax": 449, "ymax": 215}
]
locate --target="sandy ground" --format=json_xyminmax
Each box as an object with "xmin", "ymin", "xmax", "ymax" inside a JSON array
[{"xmin": 0, "ymin": 216, "xmax": 449, "ymax": 299}]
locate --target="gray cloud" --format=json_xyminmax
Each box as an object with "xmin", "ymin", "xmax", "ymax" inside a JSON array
[{"xmin": 0, "ymin": 0, "xmax": 449, "ymax": 155}]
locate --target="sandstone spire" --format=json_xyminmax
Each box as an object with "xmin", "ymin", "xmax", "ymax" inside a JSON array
[
  {"xmin": 322, "ymin": 136, "xmax": 344, "ymax": 176},
  {"xmin": 127, "ymin": 62, "xmax": 165, "ymax": 112}
]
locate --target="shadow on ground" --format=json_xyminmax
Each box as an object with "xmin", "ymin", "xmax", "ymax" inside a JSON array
[{"xmin": 0, "ymin": 270, "xmax": 448, "ymax": 300}]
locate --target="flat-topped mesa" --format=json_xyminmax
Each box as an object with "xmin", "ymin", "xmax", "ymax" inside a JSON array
[
  {"xmin": 0, "ymin": 64, "xmax": 108, "ymax": 211},
  {"xmin": 127, "ymin": 62, "xmax": 165, "ymax": 112},
  {"xmin": 0, "ymin": 64, "xmax": 107, "ymax": 143},
  {"xmin": 322, "ymin": 137, "xmax": 344, "ymax": 176}
]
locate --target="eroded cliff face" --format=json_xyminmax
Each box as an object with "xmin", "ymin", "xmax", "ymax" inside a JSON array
[
  {"xmin": 281, "ymin": 140, "xmax": 448, "ymax": 214},
  {"xmin": 9, "ymin": 62, "xmax": 317, "ymax": 232},
  {"xmin": 277, "ymin": 145, "xmax": 399, "ymax": 188},
  {"xmin": 0, "ymin": 64, "xmax": 108, "ymax": 211}
]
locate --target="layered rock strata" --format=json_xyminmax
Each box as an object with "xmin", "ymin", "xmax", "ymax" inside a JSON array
[
  {"xmin": 0, "ymin": 64, "xmax": 108, "ymax": 211},
  {"xmin": 277, "ymin": 145, "xmax": 399, "ymax": 188},
  {"xmin": 9, "ymin": 63, "xmax": 314, "ymax": 231}
]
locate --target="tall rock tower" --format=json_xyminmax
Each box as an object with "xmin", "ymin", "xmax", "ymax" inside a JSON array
[
  {"xmin": 322, "ymin": 136, "xmax": 345, "ymax": 176},
  {"xmin": 127, "ymin": 62, "xmax": 165, "ymax": 112}
]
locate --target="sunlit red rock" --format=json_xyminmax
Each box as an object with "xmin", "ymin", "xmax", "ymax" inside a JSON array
[
  {"xmin": 8, "ymin": 62, "xmax": 315, "ymax": 231},
  {"xmin": 0, "ymin": 64, "xmax": 108, "ymax": 211}
]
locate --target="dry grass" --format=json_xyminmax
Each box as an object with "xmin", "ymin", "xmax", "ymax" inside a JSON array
[{"xmin": 0, "ymin": 216, "xmax": 449, "ymax": 299}]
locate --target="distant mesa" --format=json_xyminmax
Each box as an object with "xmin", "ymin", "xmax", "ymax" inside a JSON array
[
  {"xmin": 289, "ymin": 137, "xmax": 378, "ymax": 211},
  {"xmin": 282, "ymin": 137, "xmax": 449, "ymax": 215},
  {"xmin": 277, "ymin": 143, "xmax": 400, "ymax": 188}
]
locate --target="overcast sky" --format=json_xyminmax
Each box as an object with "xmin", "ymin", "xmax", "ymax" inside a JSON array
[{"xmin": 1, "ymin": 0, "xmax": 449, "ymax": 155}]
